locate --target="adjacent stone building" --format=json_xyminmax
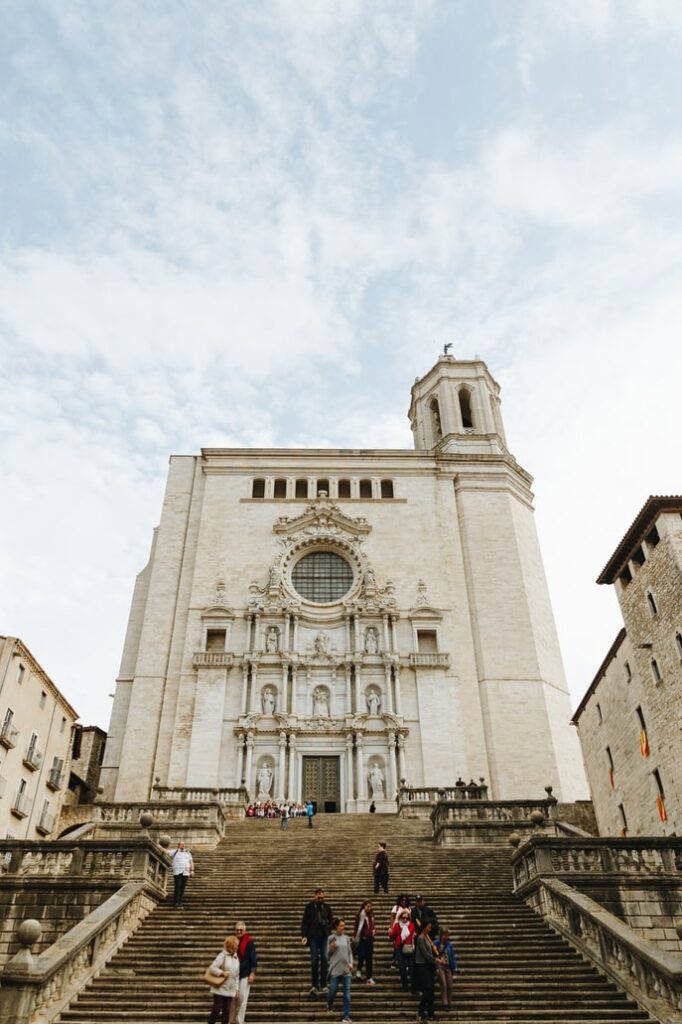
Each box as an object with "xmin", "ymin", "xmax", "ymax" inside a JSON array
[
  {"xmin": 65, "ymin": 725, "xmax": 107, "ymax": 805},
  {"xmin": 101, "ymin": 355, "xmax": 587, "ymax": 810},
  {"xmin": 573, "ymin": 496, "xmax": 682, "ymax": 836},
  {"xmin": 0, "ymin": 636, "xmax": 78, "ymax": 839}
]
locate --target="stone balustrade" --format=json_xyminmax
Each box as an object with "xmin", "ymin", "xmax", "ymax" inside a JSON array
[
  {"xmin": 432, "ymin": 798, "xmax": 558, "ymax": 845},
  {"xmin": 0, "ymin": 882, "xmax": 157, "ymax": 1024},
  {"xmin": 151, "ymin": 785, "xmax": 248, "ymax": 810},
  {"xmin": 512, "ymin": 836, "xmax": 682, "ymax": 956},
  {"xmin": 407, "ymin": 653, "xmax": 450, "ymax": 668},
  {"xmin": 398, "ymin": 781, "xmax": 489, "ymax": 817},
  {"xmin": 527, "ymin": 878, "xmax": 682, "ymax": 1023}
]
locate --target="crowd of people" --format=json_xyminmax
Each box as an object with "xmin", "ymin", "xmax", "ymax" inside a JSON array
[
  {"xmin": 172, "ymin": 830, "xmax": 459, "ymax": 1024},
  {"xmin": 245, "ymin": 799, "xmax": 309, "ymax": 819}
]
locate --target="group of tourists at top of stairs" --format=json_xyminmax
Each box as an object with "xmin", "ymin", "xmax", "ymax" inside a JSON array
[{"xmin": 173, "ymin": 832, "xmax": 459, "ymax": 1024}]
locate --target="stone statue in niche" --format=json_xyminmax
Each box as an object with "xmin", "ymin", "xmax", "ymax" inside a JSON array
[
  {"xmin": 257, "ymin": 764, "xmax": 273, "ymax": 798},
  {"xmin": 268, "ymin": 563, "xmax": 282, "ymax": 589},
  {"xmin": 364, "ymin": 566, "xmax": 377, "ymax": 590},
  {"xmin": 366, "ymin": 690, "xmax": 381, "ymax": 716},
  {"xmin": 314, "ymin": 632, "xmax": 329, "ymax": 656},
  {"xmin": 364, "ymin": 627, "xmax": 379, "ymax": 654},
  {"xmin": 261, "ymin": 687, "xmax": 276, "ymax": 716},
  {"xmin": 416, "ymin": 580, "xmax": 429, "ymax": 607},
  {"xmin": 368, "ymin": 764, "xmax": 385, "ymax": 798},
  {"xmin": 312, "ymin": 687, "xmax": 330, "ymax": 718},
  {"xmin": 265, "ymin": 626, "xmax": 280, "ymax": 653}
]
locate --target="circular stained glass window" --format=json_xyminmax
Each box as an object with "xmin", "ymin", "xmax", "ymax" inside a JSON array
[{"xmin": 291, "ymin": 551, "xmax": 354, "ymax": 603}]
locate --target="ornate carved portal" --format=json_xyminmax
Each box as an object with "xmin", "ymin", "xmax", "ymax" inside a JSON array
[{"xmin": 303, "ymin": 756, "xmax": 341, "ymax": 813}]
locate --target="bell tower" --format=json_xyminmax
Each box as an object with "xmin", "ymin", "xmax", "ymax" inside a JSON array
[{"xmin": 408, "ymin": 354, "xmax": 507, "ymax": 454}]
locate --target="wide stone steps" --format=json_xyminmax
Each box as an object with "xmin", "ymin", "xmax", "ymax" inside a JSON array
[{"xmin": 60, "ymin": 815, "xmax": 653, "ymax": 1023}]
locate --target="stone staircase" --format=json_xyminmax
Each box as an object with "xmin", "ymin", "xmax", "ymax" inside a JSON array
[{"xmin": 60, "ymin": 814, "xmax": 653, "ymax": 1023}]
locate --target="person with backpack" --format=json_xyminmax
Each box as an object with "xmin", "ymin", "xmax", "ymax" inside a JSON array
[
  {"xmin": 433, "ymin": 928, "xmax": 458, "ymax": 1010},
  {"xmin": 353, "ymin": 899, "xmax": 377, "ymax": 986}
]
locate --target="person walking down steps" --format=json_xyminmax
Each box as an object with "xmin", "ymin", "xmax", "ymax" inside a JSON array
[
  {"xmin": 233, "ymin": 920, "xmax": 257, "ymax": 1024},
  {"xmin": 169, "ymin": 840, "xmax": 194, "ymax": 908},
  {"xmin": 301, "ymin": 887, "xmax": 333, "ymax": 995},
  {"xmin": 353, "ymin": 899, "xmax": 377, "ymax": 987},
  {"xmin": 205, "ymin": 935, "xmax": 240, "ymax": 1024},
  {"xmin": 306, "ymin": 798, "xmax": 315, "ymax": 828},
  {"xmin": 327, "ymin": 917, "xmax": 354, "ymax": 1023},
  {"xmin": 373, "ymin": 841, "xmax": 389, "ymax": 895}
]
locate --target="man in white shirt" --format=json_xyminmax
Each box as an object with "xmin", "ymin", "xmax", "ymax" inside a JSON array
[{"xmin": 169, "ymin": 840, "xmax": 194, "ymax": 908}]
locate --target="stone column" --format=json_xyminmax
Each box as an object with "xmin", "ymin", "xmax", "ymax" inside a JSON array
[
  {"xmin": 387, "ymin": 731, "xmax": 398, "ymax": 799},
  {"xmin": 397, "ymin": 733, "xmax": 406, "ymax": 783},
  {"xmin": 393, "ymin": 665, "xmax": 403, "ymax": 716},
  {"xmin": 382, "ymin": 613, "xmax": 390, "ymax": 650},
  {"xmin": 344, "ymin": 615, "xmax": 351, "ymax": 652},
  {"xmin": 290, "ymin": 666, "xmax": 298, "ymax": 716},
  {"xmin": 281, "ymin": 663, "xmax": 289, "ymax": 713},
  {"xmin": 353, "ymin": 616, "xmax": 360, "ymax": 651},
  {"xmin": 293, "ymin": 615, "xmax": 299, "ymax": 651},
  {"xmin": 234, "ymin": 733, "xmax": 245, "ymax": 788},
  {"xmin": 277, "ymin": 732, "xmax": 287, "ymax": 800},
  {"xmin": 391, "ymin": 615, "xmax": 398, "ymax": 651},
  {"xmin": 249, "ymin": 663, "xmax": 259, "ymax": 712},
  {"xmin": 254, "ymin": 613, "xmax": 262, "ymax": 652},
  {"xmin": 345, "ymin": 664, "xmax": 352, "ymax": 714},
  {"xmin": 354, "ymin": 662, "xmax": 361, "ymax": 716},
  {"xmin": 346, "ymin": 733, "xmax": 355, "ymax": 804},
  {"xmin": 287, "ymin": 734, "xmax": 297, "ymax": 801},
  {"xmin": 244, "ymin": 732, "xmax": 255, "ymax": 797},
  {"xmin": 241, "ymin": 664, "xmax": 249, "ymax": 715},
  {"xmin": 384, "ymin": 663, "xmax": 394, "ymax": 714},
  {"xmin": 356, "ymin": 735, "xmax": 366, "ymax": 802}
]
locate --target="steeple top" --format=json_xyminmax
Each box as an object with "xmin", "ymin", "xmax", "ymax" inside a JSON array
[{"xmin": 408, "ymin": 355, "xmax": 507, "ymax": 454}]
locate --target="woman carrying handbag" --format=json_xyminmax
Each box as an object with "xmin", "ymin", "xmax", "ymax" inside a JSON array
[{"xmin": 204, "ymin": 935, "xmax": 240, "ymax": 1024}]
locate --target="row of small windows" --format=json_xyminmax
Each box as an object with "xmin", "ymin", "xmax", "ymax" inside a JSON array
[
  {"xmin": 251, "ymin": 478, "xmax": 395, "ymax": 500},
  {"xmin": 618, "ymin": 525, "xmax": 660, "ymax": 586}
]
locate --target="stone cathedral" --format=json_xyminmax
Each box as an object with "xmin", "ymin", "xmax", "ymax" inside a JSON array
[{"xmin": 100, "ymin": 355, "xmax": 587, "ymax": 811}]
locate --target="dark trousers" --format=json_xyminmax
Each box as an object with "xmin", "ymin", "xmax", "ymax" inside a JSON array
[
  {"xmin": 396, "ymin": 947, "xmax": 413, "ymax": 991},
  {"xmin": 173, "ymin": 873, "xmax": 189, "ymax": 906},
  {"xmin": 373, "ymin": 871, "xmax": 389, "ymax": 894},
  {"xmin": 307, "ymin": 815, "xmax": 314, "ymax": 828},
  {"xmin": 308, "ymin": 936, "xmax": 328, "ymax": 988},
  {"xmin": 415, "ymin": 964, "xmax": 435, "ymax": 1019},
  {"xmin": 208, "ymin": 994, "xmax": 232, "ymax": 1024},
  {"xmin": 357, "ymin": 936, "xmax": 374, "ymax": 979}
]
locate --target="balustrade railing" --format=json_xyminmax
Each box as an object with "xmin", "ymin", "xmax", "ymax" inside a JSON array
[
  {"xmin": 408, "ymin": 653, "xmax": 450, "ymax": 668},
  {"xmin": 192, "ymin": 651, "xmax": 234, "ymax": 668},
  {"xmin": 46, "ymin": 767, "xmax": 63, "ymax": 791},
  {"xmin": 0, "ymin": 881, "xmax": 157, "ymax": 1024},
  {"xmin": 512, "ymin": 836, "xmax": 682, "ymax": 892},
  {"xmin": 151, "ymin": 785, "xmax": 248, "ymax": 806},
  {"xmin": 11, "ymin": 790, "xmax": 32, "ymax": 818},
  {"xmin": 23, "ymin": 744, "xmax": 43, "ymax": 771},
  {"xmin": 0, "ymin": 722, "xmax": 19, "ymax": 748},
  {"xmin": 532, "ymin": 878, "xmax": 682, "ymax": 1023},
  {"xmin": 36, "ymin": 811, "xmax": 55, "ymax": 836}
]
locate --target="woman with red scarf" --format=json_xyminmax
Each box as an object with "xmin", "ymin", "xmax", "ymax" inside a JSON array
[{"xmin": 388, "ymin": 908, "xmax": 415, "ymax": 992}]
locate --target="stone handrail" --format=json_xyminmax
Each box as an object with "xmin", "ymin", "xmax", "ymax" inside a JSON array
[
  {"xmin": 530, "ymin": 878, "xmax": 682, "ymax": 1023},
  {"xmin": 151, "ymin": 785, "xmax": 248, "ymax": 806},
  {"xmin": 0, "ymin": 881, "xmax": 157, "ymax": 1024},
  {"xmin": 434, "ymin": 797, "xmax": 556, "ymax": 826},
  {"xmin": 398, "ymin": 782, "xmax": 489, "ymax": 811},
  {"xmin": 0, "ymin": 838, "xmax": 169, "ymax": 893},
  {"xmin": 408, "ymin": 653, "xmax": 450, "ymax": 668},
  {"xmin": 192, "ymin": 651, "xmax": 234, "ymax": 668},
  {"xmin": 512, "ymin": 836, "xmax": 682, "ymax": 892}
]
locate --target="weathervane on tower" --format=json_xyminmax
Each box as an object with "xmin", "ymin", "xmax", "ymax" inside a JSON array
[{"xmin": 443, "ymin": 342, "xmax": 453, "ymax": 356}]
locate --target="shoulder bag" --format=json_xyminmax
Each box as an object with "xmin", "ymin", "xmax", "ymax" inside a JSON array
[{"xmin": 203, "ymin": 951, "xmax": 226, "ymax": 987}]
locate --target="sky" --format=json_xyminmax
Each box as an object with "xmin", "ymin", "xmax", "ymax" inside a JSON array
[{"xmin": 1, "ymin": 0, "xmax": 681, "ymax": 730}]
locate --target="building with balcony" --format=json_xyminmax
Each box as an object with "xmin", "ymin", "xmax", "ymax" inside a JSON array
[
  {"xmin": 573, "ymin": 496, "xmax": 682, "ymax": 836},
  {"xmin": 101, "ymin": 355, "xmax": 587, "ymax": 810},
  {"xmin": 0, "ymin": 636, "xmax": 78, "ymax": 839}
]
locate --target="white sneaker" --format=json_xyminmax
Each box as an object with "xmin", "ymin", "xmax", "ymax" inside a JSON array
[
  {"xmin": 355, "ymin": 971, "xmax": 362, "ymax": 979},
  {"xmin": 366, "ymin": 978, "xmax": 377, "ymax": 986}
]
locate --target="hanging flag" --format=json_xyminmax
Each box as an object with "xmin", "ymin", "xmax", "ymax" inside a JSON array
[
  {"xmin": 608, "ymin": 768, "xmax": 615, "ymax": 788},
  {"xmin": 639, "ymin": 730, "xmax": 649, "ymax": 757},
  {"xmin": 656, "ymin": 795, "xmax": 667, "ymax": 822}
]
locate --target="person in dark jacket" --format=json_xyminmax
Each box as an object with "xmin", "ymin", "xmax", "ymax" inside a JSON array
[
  {"xmin": 414, "ymin": 920, "xmax": 443, "ymax": 1022},
  {"xmin": 301, "ymin": 888, "xmax": 333, "ymax": 994},
  {"xmin": 353, "ymin": 899, "xmax": 377, "ymax": 985},
  {"xmin": 233, "ymin": 920, "xmax": 257, "ymax": 1024},
  {"xmin": 373, "ymin": 841, "xmax": 389, "ymax": 894},
  {"xmin": 411, "ymin": 895, "xmax": 439, "ymax": 938}
]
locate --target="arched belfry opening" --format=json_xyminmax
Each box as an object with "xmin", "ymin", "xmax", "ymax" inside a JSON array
[
  {"xmin": 429, "ymin": 396, "xmax": 442, "ymax": 442},
  {"xmin": 459, "ymin": 387, "xmax": 474, "ymax": 430}
]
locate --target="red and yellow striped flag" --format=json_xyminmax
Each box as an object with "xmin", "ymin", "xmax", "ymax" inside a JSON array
[{"xmin": 639, "ymin": 730, "xmax": 649, "ymax": 757}]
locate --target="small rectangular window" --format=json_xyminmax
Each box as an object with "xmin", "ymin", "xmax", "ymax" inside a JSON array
[
  {"xmin": 632, "ymin": 546, "xmax": 645, "ymax": 567},
  {"xmin": 646, "ymin": 525, "xmax": 660, "ymax": 549},
  {"xmin": 317, "ymin": 479, "xmax": 329, "ymax": 497},
  {"xmin": 338, "ymin": 479, "xmax": 351, "ymax": 498},
  {"xmin": 675, "ymin": 633, "xmax": 682, "ymax": 659},
  {"xmin": 295, "ymin": 478, "xmax": 308, "ymax": 498},
  {"xmin": 651, "ymin": 658, "xmax": 662, "ymax": 683},
  {"xmin": 60, "ymin": 716, "xmax": 66, "ymax": 734},
  {"xmin": 273, "ymin": 478, "xmax": 287, "ymax": 499},
  {"xmin": 618, "ymin": 803, "xmax": 628, "ymax": 835},
  {"xmin": 636, "ymin": 705, "xmax": 647, "ymax": 731},
  {"xmin": 380, "ymin": 479, "xmax": 394, "ymax": 499},
  {"xmin": 72, "ymin": 727, "xmax": 82, "ymax": 760},
  {"xmin": 646, "ymin": 591, "xmax": 658, "ymax": 617},
  {"xmin": 416, "ymin": 629, "xmax": 438, "ymax": 653},
  {"xmin": 359, "ymin": 479, "xmax": 373, "ymax": 499},
  {"xmin": 206, "ymin": 629, "xmax": 227, "ymax": 652},
  {"xmin": 39, "ymin": 691, "xmax": 46, "ymax": 709},
  {"xmin": 653, "ymin": 768, "xmax": 665, "ymax": 798},
  {"xmin": 624, "ymin": 660, "xmax": 632, "ymax": 681},
  {"xmin": 252, "ymin": 478, "xmax": 266, "ymax": 499},
  {"xmin": 606, "ymin": 747, "xmax": 614, "ymax": 786},
  {"xmin": 16, "ymin": 664, "xmax": 25, "ymax": 685},
  {"xmin": 596, "ymin": 703, "xmax": 603, "ymax": 724},
  {"xmin": 619, "ymin": 565, "xmax": 632, "ymax": 585}
]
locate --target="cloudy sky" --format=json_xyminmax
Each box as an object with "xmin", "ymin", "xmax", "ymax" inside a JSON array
[{"xmin": 1, "ymin": 0, "xmax": 681, "ymax": 729}]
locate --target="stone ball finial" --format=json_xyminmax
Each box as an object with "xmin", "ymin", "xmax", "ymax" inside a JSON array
[
  {"xmin": 530, "ymin": 810, "xmax": 545, "ymax": 828},
  {"xmin": 18, "ymin": 919, "xmax": 42, "ymax": 947},
  {"xmin": 158, "ymin": 833, "xmax": 171, "ymax": 849},
  {"xmin": 508, "ymin": 833, "xmax": 521, "ymax": 848},
  {"xmin": 544, "ymin": 785, "xmax": 553, "ymax": 797},
  {"xmin": 139, "ymin": 811, "xmax": 154, "ymax": 829}
]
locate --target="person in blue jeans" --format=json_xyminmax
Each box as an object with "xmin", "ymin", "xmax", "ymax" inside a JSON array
[
  {"xmin": 301, "ymin": 888, "xmax": 333, "ymax": 995},
  {"xmin": 306, "ymin": 799, "xmax": 315, "ymax": 828},
  {"xmin": 327, "ymin": 918, "xmax": 353, "ymax": 1023}
]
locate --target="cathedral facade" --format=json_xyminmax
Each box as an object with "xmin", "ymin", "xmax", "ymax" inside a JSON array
[{"xmin": 100, "ymin": 356, "xmax": 587, "ymax": 810}]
